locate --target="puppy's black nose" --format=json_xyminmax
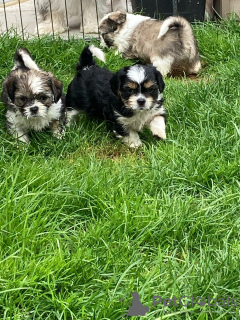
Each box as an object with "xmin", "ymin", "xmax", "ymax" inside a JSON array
[
  {"xmin": 30, "ymin": 106, "xmax": 39, "ymax": 114},
  {"xmin": 137, "ymin": 98, "xmax": 146, "ymax": 106}
]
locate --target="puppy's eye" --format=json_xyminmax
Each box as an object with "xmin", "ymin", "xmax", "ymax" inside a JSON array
[
  {"xmin": 145, "ymin": 87, "xmax": 154, "ymax": 93},
  {"xmin": 19, "ymin": 96, "xmax": 27, "ymax": 103},
  {"xmin": 127, "ymin": 88, "xmax": 135, "ymax": 94},
  {"xmin": 39, "ymin": 95, "xmax": 48, "ymax": 102}
]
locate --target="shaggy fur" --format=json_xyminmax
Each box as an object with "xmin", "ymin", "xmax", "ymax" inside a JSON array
[
  {"xmin": 99, "ymin": 12, "xmax": 201, "ymax": 76},
  {"xmin": 36, "ymin": 0, "xmax": 132, "ymax": 34},
  {"xmin": 66, "ymin": 46, "xmax": 166, "ymax": 148},
  {"xmin": 2, "ymin": 48, "xmax": 66, "ymax": 143}
]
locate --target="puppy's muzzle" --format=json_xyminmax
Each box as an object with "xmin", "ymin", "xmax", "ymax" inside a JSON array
[
  {"xmin": 30, "ymin": 106, "xmax": 39, "ymax": 115},
  {"xmin": 137, "ymin": 97, "xmax": 146, "ymax": 108}
]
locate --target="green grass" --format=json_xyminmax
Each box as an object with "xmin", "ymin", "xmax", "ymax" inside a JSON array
[{"xmin": 0, "ymin": 18, "xmax": 240, "ymax": 319}]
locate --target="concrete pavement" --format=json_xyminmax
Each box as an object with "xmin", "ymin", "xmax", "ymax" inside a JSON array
[{"xmin": 0, "ymin": 0, "xmax": 13, "ymax": 4}]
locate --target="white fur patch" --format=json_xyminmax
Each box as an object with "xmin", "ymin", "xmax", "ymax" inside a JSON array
[
  {"xmin": 28, "ymin": 76, "xmax": 43, "ymax": 94},
  {"xmin": 151, "ymin": 56, "xmax": 174, "ymax": 76},
  {"xmin": 6, "ymin": 114, "xmax": 30, "ymax": 143},
  {"xmin": 19, "ymin": 49, "xmax": 40, "ymax": 71},
  {"xmin": 158, "ymin": 19, "xmax": 171, "ymax": 39},
  {"xmin": 158, "ymin": 16, "xmax": 188, "ymax": 39},
  {"xmin": 89, "ymin": 45, "xmax": 106, "ymax": 63},
  {"xmin": 157, "ymin": 17, "xmax": 179, "ymax": 39},
  {"xmin": 189, "ymin": 61, "xmax": 202, "ymax": 74},
  {"xmin": 158, "ymin": 92, "xmax": 163, "ymax": 100},
  {"xmin": 127, "ymin": 65, "xmax": 146, "ymax": 84},
  {"xmin": 116, "ymin": 107, "xmax": 165, "ymax": 133},
  {"xmin": 149, "ymin": 115, "xmax": 166, "ymax": 139},
  {"xmin": 13, "ymin": 50, "xmax": 40, "ymax": 71}
]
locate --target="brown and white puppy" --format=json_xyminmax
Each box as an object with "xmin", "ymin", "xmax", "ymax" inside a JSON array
[
  {"xmin": 99, "ymin": 12, "xmax": 201, "ymax": 76},
  {"xmin": 1, "ymin": 48, "xmax": 66, "ymax": 143}
]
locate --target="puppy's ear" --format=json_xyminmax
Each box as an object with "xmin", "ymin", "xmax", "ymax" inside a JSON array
[
  {"xmin": 110, "ymin": 68, "xmax": 128, "ymax": 96},
  {"xmin": 110, "ymin": 73, "xmax": 120, "ymax": 96},
  {"xmin": 50, "ymin": 77, "xmax": 63, "ymax": 102},
  {"xmin": 108, "ymin": 11, "xmax": 126, "ymax": 25},
  {"xmin": 154, "ymin": 69, "xmax": 165, "ymax": 93},
  {"xmin": 4, "ymin": 76, "xmax": 17, "ymax": 103}
]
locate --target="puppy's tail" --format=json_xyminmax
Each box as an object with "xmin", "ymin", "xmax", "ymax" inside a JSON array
[
  {"xmin": 158, "ymin": 16, "xmax": 193, "ymax": 39},
  {"xmin": 77, "ymin": 45, "xmax": 106, "ymax": 70},
  {"xmin": 14, "ymin": 48, "xmax": 40, "ymax": 71}
]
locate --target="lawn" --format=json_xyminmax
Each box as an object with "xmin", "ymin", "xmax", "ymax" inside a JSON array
[{"xmin": 0, "ymin": 18, "xmax": 240, "ymax": 320}]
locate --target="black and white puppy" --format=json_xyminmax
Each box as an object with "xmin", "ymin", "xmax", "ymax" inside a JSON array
[
  {"xmin": 66, "ymin": 46, "xmax": 166, "ymax": 148},
  {"xmin": 2, "ymin": 48, "xmax": 66, "ymax": 143}
]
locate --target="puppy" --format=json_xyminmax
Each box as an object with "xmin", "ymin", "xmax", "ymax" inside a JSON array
[
  {"xmin": 66, "ymin": 46, "xmax": 166, "ymax": 148},
  {"xmin": 1, "ymin": 48, "xmax": 66, "ymax": 143},
  {"xmin": 36, "ymin": 0, "xmax": 132, "ymax": 35},
  {"xmin": 99, "ymin": 12, "xmax": 201, "ymax": 76}
]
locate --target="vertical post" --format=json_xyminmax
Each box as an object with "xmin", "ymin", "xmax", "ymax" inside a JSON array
[
  {"xmin": 33, "ymin": 0, "xmax": 39, "ymax": 37},
  {"xmin": 172, "ymin": 0, "xmax": 178, "ymax": 16},
  {"xmin": 2, "ymin": 0, "xmax": 8, "ymax": 32},
  {"xmin": 125, "ymin": 0, "xmax": 128, "ymax": 12},
  {"xmin": 94, "ymin": 0, "xmax": 100, "ymax": 39},
  {"xmin": 80, "ymin": 0, "xmax": 85, "ymax": 39},
  {"xmin": 64, "ymin": 0, "xmax": 70, "ymax": 39},
  {"xmin": 18, "ymin": 0, "xmax": 24, "ymax": 40},
  {"xmin": 48, "ymin": 0, "xmax": 55, "ymax": 37},
  {"xmin": 214, "ymin": 0, "xmax": 230, "ymax": 18},
  {"xmin": 155, "ymin": 0, "xmax": 158, "ymax": 17},
  {"xmin": 131, "ymin": 0, "xmax": 136, "ymax": 12}
]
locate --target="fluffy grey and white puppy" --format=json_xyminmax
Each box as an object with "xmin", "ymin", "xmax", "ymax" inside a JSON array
[
  {"xmin": 36, "ymin": 0, "xmax": 132, "ymax": 35},
  {"xmin": 1, "ymin": 48, "xmax": 66, "ymax": 143},
  {"xmin": 99, "ymin": 11, "xmax": 201, "ymax": 76}
]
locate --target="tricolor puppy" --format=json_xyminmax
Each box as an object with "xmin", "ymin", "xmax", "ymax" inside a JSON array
[
  {"xmin": 66, "ymin": 46, "xmax": 166, "ymax": 148},
  {"xmin": 1, "ymin": 48, "xmax": 66, "ymax": 143},
  {"xmin": 99, "ymin": 12, "xmax": 201, "ymax": 76}
]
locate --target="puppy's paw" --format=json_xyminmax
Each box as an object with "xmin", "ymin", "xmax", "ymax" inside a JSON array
[
  {"xmin": 122, "ymin": 132, "xmax": 142, "ymax": 148},
  {"xmin": 13, "ymin": 132, "xmax": 30, "ymax": 144},
  {"xmin": 149, "ymin": 115, "xmax": 166, "ymax": 140},
  {"xmin": 128, "ymin": 139, "xmax": 142, "ymax": 148},
  {"xmin": 53, "ymin": 129, "xmax": 65, "ymax": 140},
  {"xmin": 66, "ymin": 109, "xmax": 79, "ymax": 127},
  {"xmin": 19, "ymin": 136, "xmax": 30, "ymax": 144},
  {"xmin": 51, "ymin": 120, "xmax": 65, "ymax": 140}
]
